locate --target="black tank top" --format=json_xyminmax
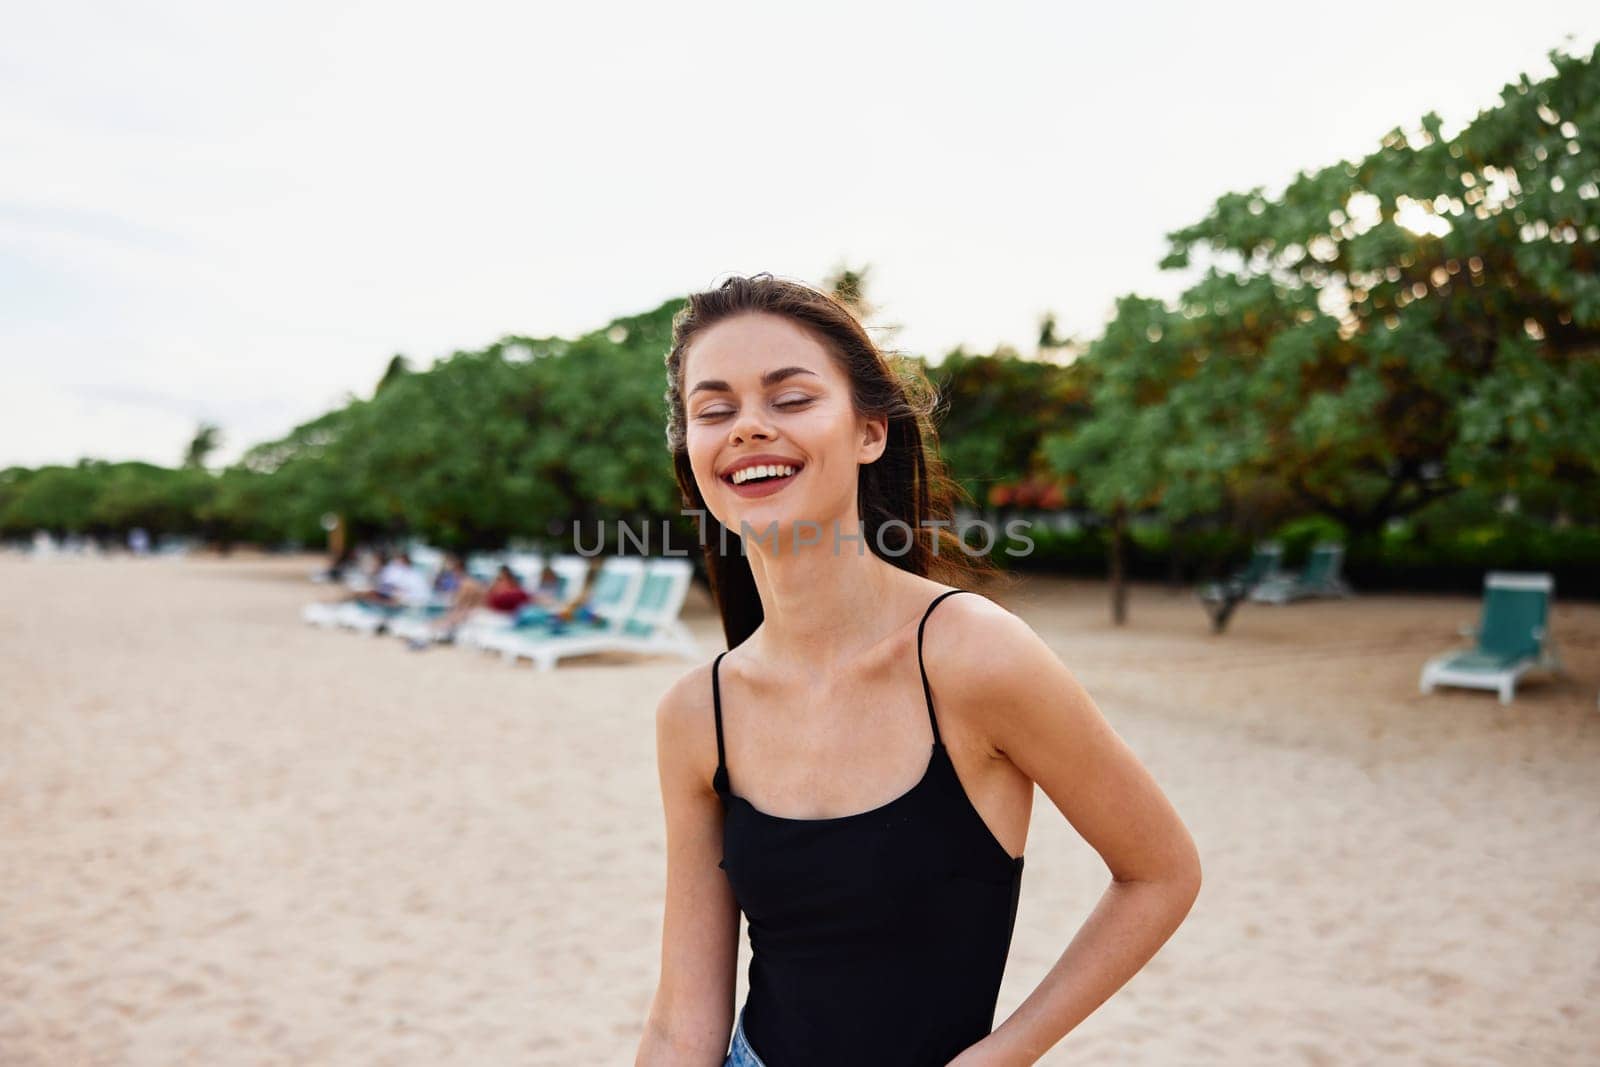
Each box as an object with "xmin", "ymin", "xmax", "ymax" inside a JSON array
[{"xmin": 712, "ymin": 588, "xmax": 1026, "ymax": 1067}]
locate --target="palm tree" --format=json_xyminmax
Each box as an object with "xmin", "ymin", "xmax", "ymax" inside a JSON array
[
  {"xmin": 183, "ymin": 422, "xmax": 222, "ymax": 470},
  {"xmin": 823, "ymin": 261, "xmax": 876, "ymax": 318},
  {"xmin": 375, "ymin": 353, "xmax": 412, "ymax": 396},
  {"xmin": 824, "ymin": 260, "xmax": 904, "ymax": 349}
]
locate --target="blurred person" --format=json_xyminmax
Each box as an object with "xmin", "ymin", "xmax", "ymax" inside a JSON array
[
  {"xmin": 380, "ymin": 552, "xmax": 432, "ymax": 605},
  {"xmin": 531, "ymin": 562, "xmax": 567, "ymax": 607},
  {"xmin": 543, "ymin": 565, "xmax": 609, "ymax": 631},
  {"xmin": 484, "ymin": 564, "xmax": 534, "ymax": 613},
  {"xmin": 431, "ymin": 553, "xmax": 467, "ymax": 597},
  {"xmin": 307, "ymin": 547, "xmax": 387, "ymax": 606},
  {"xmin": 406, "ymin": 561, "xmax": 571, "ymax": 650},
  {"xmin": 330, "ymin": 550, "xmax": 428, "ymax": 610}
]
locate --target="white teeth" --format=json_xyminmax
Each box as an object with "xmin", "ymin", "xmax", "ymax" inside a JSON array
[{"xmin": 731, "ymin": 464, "xmax": 797, "ymax": 485}]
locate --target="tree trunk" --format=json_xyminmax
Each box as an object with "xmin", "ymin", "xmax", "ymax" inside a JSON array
[
  {"xmin": 1166, "ymin": 514, "xmax": 1186, "ymax": 592},
  {"xmin": 1109, "ymin": 502, "xmax": 1128, "ymax": 626},
  {"xmin": 329, "ymin": 514, "xmax": 346, "ymax": 561}
]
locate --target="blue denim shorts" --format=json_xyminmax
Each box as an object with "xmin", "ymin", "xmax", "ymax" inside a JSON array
[{"xmin": 723, "ymin": 1005, "xmax": 769, "ymax": 1067}]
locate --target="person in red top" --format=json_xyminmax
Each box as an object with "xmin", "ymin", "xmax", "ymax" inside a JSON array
[
  {"xmin": 484, "ymin": 566, "xmax": 534, "ymax": 613},
  {"xmin": 408, "ymin": 562, "xmax": 555, "ymax": 650}
]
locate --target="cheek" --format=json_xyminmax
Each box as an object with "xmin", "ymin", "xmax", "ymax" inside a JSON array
[
  {"xmin": 795, "ymin": 409, "xmax": 855, "ymax": 457},
  {"xmin": 685, "ymin": 427, "xmax": 719, "ymax": 481}
]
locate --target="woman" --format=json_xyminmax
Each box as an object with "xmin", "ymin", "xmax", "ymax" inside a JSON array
[{"xmin": 636, "ymin": 274, "xmax": 1201, "ymax": 1067}]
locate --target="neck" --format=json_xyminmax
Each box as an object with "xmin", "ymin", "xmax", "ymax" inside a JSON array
[{"xmin": 742, "ymin": 515, "xmax": 911, "ymax": 677}]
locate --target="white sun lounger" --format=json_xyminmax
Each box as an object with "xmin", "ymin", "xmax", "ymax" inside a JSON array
[{"xmin": 1419, "ymin": 571, "xmax": 1563, "ymax": 704}]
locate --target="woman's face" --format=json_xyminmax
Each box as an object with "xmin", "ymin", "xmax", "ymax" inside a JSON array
[{"xmin": 683, "ymin": 312, "xmax": 885, "ymax": 546}]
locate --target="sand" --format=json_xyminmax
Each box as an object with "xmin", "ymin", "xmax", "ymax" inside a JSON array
[{"xmin": 1, "ymin": 551, "xmax": 1597, "ymax": 1066}]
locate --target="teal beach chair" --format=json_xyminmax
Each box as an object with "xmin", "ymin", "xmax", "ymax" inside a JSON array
[
  {"xmin": 1249, "ymin": 542, "xmax": 1353, "ymax": 604},
  {"xmin": 1419, "ymin": 571, "xmax": 1563, "ymax": 705}
]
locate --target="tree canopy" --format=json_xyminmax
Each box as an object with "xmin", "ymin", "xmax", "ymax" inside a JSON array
[{"xmin": 1048, "ymin": 41, "xmax": 1600, "ymax": 538}]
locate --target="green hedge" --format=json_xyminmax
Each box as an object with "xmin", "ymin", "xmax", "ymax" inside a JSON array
[{"xmin": 990, "ymin": 515, "xmax": 1600, "ymax": 599}]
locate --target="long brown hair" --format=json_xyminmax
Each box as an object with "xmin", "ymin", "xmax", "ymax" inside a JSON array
[{"xmin": 663, "ymin": 272, "xmax": 1011, "ymax": 650}]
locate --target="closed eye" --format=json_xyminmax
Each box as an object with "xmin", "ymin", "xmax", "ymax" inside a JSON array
[{"xmin": 695, "ymin": 397, "xmax": 813, "ymax": 421}]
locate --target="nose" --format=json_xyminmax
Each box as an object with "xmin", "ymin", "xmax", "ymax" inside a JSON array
[{"xmin": 728, "ymin": 407, "xmax": 774, "ymax": 444}]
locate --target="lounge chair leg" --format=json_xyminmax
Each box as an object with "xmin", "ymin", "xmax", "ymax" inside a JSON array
[{"xmin": 1499, "ymin": 680, "xmax": 1514, "ymax": 705}]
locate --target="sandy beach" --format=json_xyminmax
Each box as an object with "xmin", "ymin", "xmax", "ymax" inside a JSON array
[{"xmin": 1, "ymin": 551, "xmax": 1597, "ymax": 1066}]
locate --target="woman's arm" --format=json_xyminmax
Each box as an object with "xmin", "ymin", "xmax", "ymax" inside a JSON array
[
  {"xmin": 635, "ymin": 666, "xmax": 742, "ymax": 1067},
  {"xmin": 938, "ymin": 599, "xmax": 1203, "ymax": 1067}
]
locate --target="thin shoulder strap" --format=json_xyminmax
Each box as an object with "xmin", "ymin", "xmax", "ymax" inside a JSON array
[
  {"xmin": 917, "ymin": 588, "xmax": 971, "ymax": 748},
  {"xmin": 711, "ymin": 649, "xmax": 730, "ymax": 791}
]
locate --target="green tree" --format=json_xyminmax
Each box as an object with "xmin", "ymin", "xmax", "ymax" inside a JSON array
[
  {"xmin": 1047, "ymin": 40, "xmax": 1600, "ymax": 624},
  {"xmin": 218, "ymin": 301, "xmax": 689, "ymax": 554},
  {"xmin": 932, "ymin": 346, "xmax": 1088, "ymax": 511},
  {"xmin": 0, "ymin": 463, "xmax": 102, "ymax": 538},
  {"xmin": 1157, "ymin": 40, "xmax": 1600, "ymax": 534}
]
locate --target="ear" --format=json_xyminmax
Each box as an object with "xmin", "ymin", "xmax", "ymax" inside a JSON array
[{"xmin": 857, "ymin": 414, "xmax": 889, "ymax": 465}]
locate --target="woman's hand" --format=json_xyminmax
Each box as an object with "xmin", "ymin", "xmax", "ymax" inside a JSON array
[{"xmin": 944, "ymin": 1035, "xmax": 1033, "ymax": 1067}]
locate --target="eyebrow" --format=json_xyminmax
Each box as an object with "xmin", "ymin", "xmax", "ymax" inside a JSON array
[{"xmin": 688, "ymin": 366, "xmax": 820, "ymax": 398}]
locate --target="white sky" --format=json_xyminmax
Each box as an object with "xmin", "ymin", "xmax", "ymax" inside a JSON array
[{"xmin": 3, "ymin": 1, "xmax": 1597, "ymax": 469}]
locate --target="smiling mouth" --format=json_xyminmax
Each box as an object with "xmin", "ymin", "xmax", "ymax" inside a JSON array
[{"xmin": 722, "ymin": 463, "xmax": 804, "ymax": 486}]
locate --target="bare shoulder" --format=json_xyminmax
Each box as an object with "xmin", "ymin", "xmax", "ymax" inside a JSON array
[
  {"xmin": 919, "ymin": 586, "xmax": 1056, "ymax": 683},
  {"xmin": 654, "ymin": 656, "xmax": 722, "ymax": 796},
  {"xmin": 919, "ymin": 588, "xmax": 1093, "ymax": 758},
  {"xmin": 656, "ymin": 656, "xmax": 717, "ymax": 731}
]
